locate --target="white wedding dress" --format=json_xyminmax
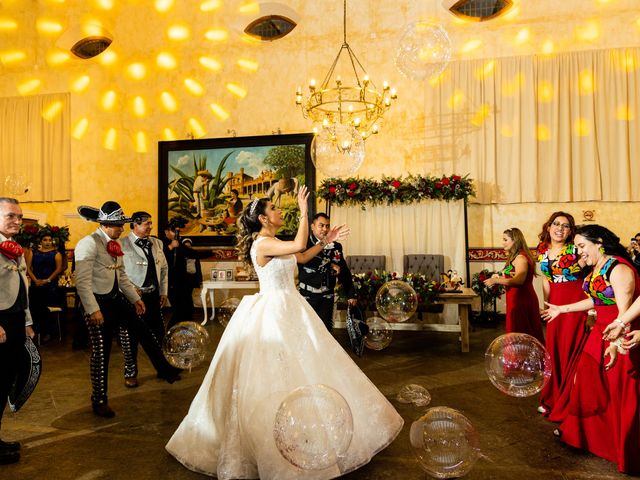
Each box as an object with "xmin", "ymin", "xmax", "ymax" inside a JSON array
[{"xmin": 166, "ymin": 237, "xmax": 403, "ymax": 479}]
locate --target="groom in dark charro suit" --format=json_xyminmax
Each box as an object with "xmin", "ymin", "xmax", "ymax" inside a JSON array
[{"xmin": 297, "ymin": 213, "xmax": 357, "ymax": 330}]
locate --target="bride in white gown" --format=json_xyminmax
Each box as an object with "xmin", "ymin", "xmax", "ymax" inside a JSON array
[{"xmin": 166, "ymin": 186, "xmax": 403, "ymax": 479}]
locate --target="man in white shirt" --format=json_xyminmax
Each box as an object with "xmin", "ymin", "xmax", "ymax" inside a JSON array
[
  {"xmin": 0, "ymin": 198, "xmax": 34, "ymax": 465},
  {"xmin": 120, "ymin": 211, "xmax": 177, "ymax": 388}
]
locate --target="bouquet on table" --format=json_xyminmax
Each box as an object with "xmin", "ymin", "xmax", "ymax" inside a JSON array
[
  {"xmin": 471, "ymin": 269, "xmax": 505, "ymax": 320},
  {"xmin": 337, "ymin": 270, "xmax": 440, "ymax": 312}
]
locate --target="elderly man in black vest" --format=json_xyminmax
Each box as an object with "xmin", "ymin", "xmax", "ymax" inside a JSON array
[
  {"xmin": 0, "ymin": 198, "xmax": 34, "ymax": 465},
  {"xmin": 297, "ymin": 213, "xmax": 357, "ymax": 330}
]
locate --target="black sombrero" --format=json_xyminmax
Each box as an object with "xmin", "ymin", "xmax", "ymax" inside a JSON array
[
  {"xmin": 77, "ymin": 201, "xmax": 132, "ymax": 225},
  {"xmin": 9, "ymin": 336, "xmax": 42, "ymax": 412}
]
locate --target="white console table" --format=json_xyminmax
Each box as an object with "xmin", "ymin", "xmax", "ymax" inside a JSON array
[{"xmin": 200, "ymin": 280, "xmax": 260, "ymax": 325}]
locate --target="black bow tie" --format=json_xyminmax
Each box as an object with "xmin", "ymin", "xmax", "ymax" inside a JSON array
[{"xmin": 135, "ymin": 238, "xmax": 151, "ymax": 250}]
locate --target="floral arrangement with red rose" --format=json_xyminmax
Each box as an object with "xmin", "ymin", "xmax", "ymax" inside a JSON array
[
  {"xmin": 14, "ymin": 223, "xmax": 70, "ymax": 248},
  {"xmin": 471, "ymin": 269, "xmax": 505, "ymax": 312},
  {"xmin": 337, "ymin": 270, "xmax": 440, "ymax": 312},
  {"xmin": 318, "ymin": 174, "xmax": 475, "ymax": 207}
]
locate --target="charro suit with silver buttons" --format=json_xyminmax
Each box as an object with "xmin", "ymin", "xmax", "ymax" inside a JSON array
[
  {"xmin": 119, "ymin": 233, "xmax": 175, "ymax": 379},
  {"xmin": 74, "ymin": 229, "xmax": 140, "ymax": 406}
]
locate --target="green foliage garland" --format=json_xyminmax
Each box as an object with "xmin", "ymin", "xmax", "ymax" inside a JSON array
[{"xmin": 318, "ymin": 174, "xmax": 475, "ymax": 207}]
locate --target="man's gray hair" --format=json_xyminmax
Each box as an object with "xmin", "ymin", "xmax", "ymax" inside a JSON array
[{"xmin": 0, "ymin": 197, "xmax": 19, "ymax": 205}]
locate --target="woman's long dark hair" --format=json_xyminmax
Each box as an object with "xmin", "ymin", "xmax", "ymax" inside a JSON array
[
  {"xmin": 575, "ymin": 224, "xmax": 632, "ymax": 264},
  {"xmin": 236, "ymin": 197, "xmax": 269, "ymax": 267},
  {"xmin": 538, "ymin": 211, "xmax": 576, "ymax": 246}
]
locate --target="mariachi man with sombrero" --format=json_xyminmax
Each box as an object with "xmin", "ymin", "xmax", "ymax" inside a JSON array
[
  {"xmin": 75, "ymin": 201, "xmax": 179, "ymax": 418},
  {"xmin": 0, "ymin": 197, "xmax": 35, "ymax": 465}
]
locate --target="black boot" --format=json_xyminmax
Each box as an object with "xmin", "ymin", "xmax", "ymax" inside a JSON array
[
  {"xmin": 0, "ymin": 439, "xmax": 20, "ymax": 452},
  {"xmin": 0, "ymin": 450, "xmax": 19, "ymax": 465}
]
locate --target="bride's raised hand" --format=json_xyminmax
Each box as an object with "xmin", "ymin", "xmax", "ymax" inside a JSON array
[
  {"xmin": 297, "ymin": 185, "xmax": 309, "ymax": 216},
  {"xmin": 326, "ymin": 224, "xmax": 350, "ymax": 244}
]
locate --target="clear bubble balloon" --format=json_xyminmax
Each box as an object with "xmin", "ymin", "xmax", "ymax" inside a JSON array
[
  {"xmin": 162, "ymin": 321, "xmax": 210, "ymax": 369},
  {"xmin": 273, "ymin": 384, "xmax": 353, "ymax": 471},
  {"xmin": 217, "ymin": 297, "xmax": 240, "ymax": 327},
  {"xmin": 364, "ymin": 315, "xmax": 393, "ymax": 351},
  {"xmin": 375, "ymin": 280, "xmax": 418, "ymax": 322},
  {"xmin": 311, "ymin": 125, "xmax": 365, "ymax": 178},
  {"xmin": 4, "ymin": 174, "xmax": 31, "ymax": 196},
  {"xmin": 410, "ymin": 407, "xmax": 480, "ymax": 479},
  {"xmin": 397, "ymin": 384, "xmax": 431, "ymax": 407},
  {"xmin": 395, "ymin": 21, "xmax": 452, "ymax": 81},
  {"xmin": 484, "ymin": 333, "xmax": 551, "ymax": 397}
]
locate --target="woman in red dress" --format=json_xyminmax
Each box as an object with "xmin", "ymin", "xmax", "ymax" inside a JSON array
[
  {"xmin": 484, "ymin": 227, "xmax": 543, "ymax": 344},
  {"xmin": 536, "ymin": 212, "xmax": 587, "ymax": 421},
  {"xmin": 543, "ymin": 224, "xmax": 640, "ymax": 475}
]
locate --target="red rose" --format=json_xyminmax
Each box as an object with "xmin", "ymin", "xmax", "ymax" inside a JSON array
[
  {"xmin": 347, "ymin": 191, "xmax": 355, "ymax": 197},
  {"xmin": 435, "ymin": 182, "xmax": 443, "ymax": 189},
  {"xmin": 591, "ymin": 275, "xmax": 607, "ymax": 293},
  {"xmin": 557, "ymin": 254, "xmax": 577, "ymax": 269},
  {"xmin": 537, "ymin": 242, "xmax": 549, "ymax": 255},
  {"xmin": 25, "ymin": 225, "xmax": 38, "ymax": 234},
  {"xmin": 452, "ymin": 175, "xmax": 461, "ymax": 182},
  {"xmin": 328, "ymin": 185, "xmax": 336, "ymax": 194},
  {"xmin": 441, "ymin": 177, "xmax": 450, "ymax": 186},
  {"xmin": 51, "ymin": 226, "xmax": 60, "ymax": 232},
  {"xmin": 391, "ymin": 180, "xmax": 401, "ymax": 188},
  {"xmin": 349, "ymin": 182, "xmax": 357, "ymax": 190}
]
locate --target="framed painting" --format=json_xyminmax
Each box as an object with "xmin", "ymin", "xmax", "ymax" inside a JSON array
[{"xmin": 158, "ymin": 133, "xmax": 315, "ymax": 246}]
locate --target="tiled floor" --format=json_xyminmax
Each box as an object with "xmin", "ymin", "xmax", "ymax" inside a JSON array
[{"xmin": 2, "ymin": 314, "xmax": 634, "ymax": 479}]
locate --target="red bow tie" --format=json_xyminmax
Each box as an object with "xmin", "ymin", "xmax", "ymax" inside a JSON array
[
  {"xmin": 0, "ymin": 240, "xmax": 24, "ymax": 261},
  {"xmin": 106, "ymin": 240, "xmax": 124, "ymax": 258}
]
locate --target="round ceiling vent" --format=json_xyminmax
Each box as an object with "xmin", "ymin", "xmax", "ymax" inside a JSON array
[
  {"xmin": 70, "ymin": 36, "xmax": 112, "ymax": 59},
  {"xmin": 443, "ymin": 0, "xmax": 513, "ymax": 22}
]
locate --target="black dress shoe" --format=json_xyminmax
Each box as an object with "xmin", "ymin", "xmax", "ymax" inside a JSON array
[
  {"xmin": 0, "ymin": 439, "xmax": 20, "ymax": 452},
  {"xmin": 0, "ymin": 450, "xmax": 19, "ymax": 465},
  {"xmin": 124, "ymin": 377, "xmax": 139, "ymax": 388},
  {"xmin": 92, "ymin": 403, "xmax": 115, "ymax": 418},
  {"xmin": 158, "ymin": 373, "xmax": 181, "ymax": 384}
]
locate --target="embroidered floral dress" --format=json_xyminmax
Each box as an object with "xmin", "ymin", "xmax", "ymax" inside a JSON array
[
  {"xmin": 559, "ymin": 256, "xmax": 640, "ymax": 474},
  {"xmin": 537, "ymin": 243, "xmax": 587, "ymax": 422}
]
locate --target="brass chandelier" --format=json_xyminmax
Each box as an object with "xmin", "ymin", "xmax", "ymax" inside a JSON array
[{"xmin": 295, "ymin": 0, "xmax": 397, "ymax": 139}]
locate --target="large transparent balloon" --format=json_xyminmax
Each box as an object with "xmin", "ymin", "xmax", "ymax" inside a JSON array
[
  {"xmin": 311, "ymin": 125, "xmax": 365, "ymax": 178},
  {"xmin": 273, "ymin": 384, "xmax": 353, "ymax": 471},
  {"xmin": 163, "ymin": 321, "xmax": 210, "ymax": 369},
  {"xmin": 4, "ymin": 174, "xmax": 31, "ymax": 196},
  {"xmin": 395, "ymin": 21, "xmax": 452, "ymax": 81},
  {"xmin": 217, "ymin": 297, "xmax": 240, "ymax": 327},
  {"xmin": 397, "ymin": 384, "xmax": 431, "ymax": 407},
  {"xmin": 364, "ymin": 315, "xmax": 393, "ymax": 351},
  {"xmin": 375, "ymin": 280, "xmax": 418, "ymax": 322},
  {"xmin": 410, "ymin": 407, "xmax": 480, "ymax": 479},
  {"xmin": 485, "ymin": 333, "xmax": 551, "ymax": 397}
]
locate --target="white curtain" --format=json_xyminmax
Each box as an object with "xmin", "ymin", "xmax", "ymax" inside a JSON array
[
  {"xmin": 330, "ymin": 200, "xmax": 466, "ymax": 276},
  {"xmin": 0, "ymin": 92, "xmax": 71, "ymax": 202},
  {"xmin": 425, "ymin": 48, "xmax": 640, "ymax": 204}
]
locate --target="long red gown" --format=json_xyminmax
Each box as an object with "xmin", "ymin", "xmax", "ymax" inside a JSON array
[
  {"xmin": 505, "ymin": 253, "xmax": 544, "ymax": 345},
  {"xmin": 537, "ymin": 243, "xmax": 589, "ymax": 422},
  {"xmin": 558, "ymin": 256, "xmax": 640, "ymax": 474}
]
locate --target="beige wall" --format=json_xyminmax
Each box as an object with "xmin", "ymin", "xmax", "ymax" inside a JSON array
[{"xmin": 1, "ymin": 0, "xmax": 639, "ymax": 247}]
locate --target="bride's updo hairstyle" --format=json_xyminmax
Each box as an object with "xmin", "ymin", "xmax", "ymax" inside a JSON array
[{"xmin": 236, "ymin": 197, "xmax": 269, "ymax": 266}]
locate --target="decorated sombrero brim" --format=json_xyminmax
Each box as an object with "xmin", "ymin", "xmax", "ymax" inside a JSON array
[
  {"xmin": 9, "ymin": 336, "xmax": 42, "ymax": 412},
  {"xmin": 78, "ymin": 201, "xmax": 132, "ymax": 225}
]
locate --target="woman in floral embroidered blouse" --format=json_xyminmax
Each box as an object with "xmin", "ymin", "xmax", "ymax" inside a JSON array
[
  {"xmin": 535, "ymin": 212, "xmax": 587, "ymax": 421},
  {"xmin": 484, "ymin": 227, "xmax": 543, "ymax": 343},
  {"xmin": 543, "ymin": 224, "xmax": 640, "ymax": 475}
]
